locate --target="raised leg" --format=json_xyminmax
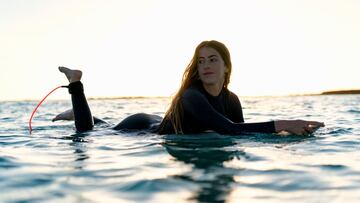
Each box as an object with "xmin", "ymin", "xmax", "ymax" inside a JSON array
[{"xmin": 59, "ymin": 66, "xmax": 94, "ymax": 132}]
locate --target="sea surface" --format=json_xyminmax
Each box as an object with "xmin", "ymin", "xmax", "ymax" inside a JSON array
[{"xmin": 1, "ymin": 95, "xmax": 360, "ymax": 203}]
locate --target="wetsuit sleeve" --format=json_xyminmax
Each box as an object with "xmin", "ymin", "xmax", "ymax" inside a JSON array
[
  {"xmin": 181, "ymin": 89, "xmax": 276, "ymax": 134},
  {"xmin": 227, "ymin": 92, "xmax": 245, "ymax": 123}
]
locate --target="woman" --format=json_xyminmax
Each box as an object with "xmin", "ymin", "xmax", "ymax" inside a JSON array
[{"xmin": 54, "ymin": 40, "xmax": 324, "ymax": 135}]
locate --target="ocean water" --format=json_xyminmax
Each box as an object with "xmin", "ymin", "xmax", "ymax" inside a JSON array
[{"xmin": 1, "ymin": 95, "xmax": 360, "ymax": 203}]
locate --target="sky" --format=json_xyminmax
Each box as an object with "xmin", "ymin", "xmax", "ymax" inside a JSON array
[{"xmin": 1, "ymin": 0, "xmax": 359, "ymax": 100}]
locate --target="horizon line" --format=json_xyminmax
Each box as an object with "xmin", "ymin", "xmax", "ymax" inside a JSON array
[{"xmin": 2, "ymin": 89, "xmax": 360, "ymax": 102}]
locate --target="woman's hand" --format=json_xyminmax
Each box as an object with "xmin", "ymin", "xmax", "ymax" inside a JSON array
[{"xmin": 274, "ymin": 120, "xmax": 325, "ymax": 136}]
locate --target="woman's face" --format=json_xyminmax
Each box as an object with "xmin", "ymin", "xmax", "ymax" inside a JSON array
[{"xmin": 197, "ymin": 47, "xmax": 227, "ymax": 87}]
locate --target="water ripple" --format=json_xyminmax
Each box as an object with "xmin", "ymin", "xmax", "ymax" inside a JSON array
[
  {"xmin": 0, "ymin": 156, "xmax": 19, "ymax": 169},
  {"xmin": 1, "ymin": 96, "xmax": 360, "ymax": 203}
]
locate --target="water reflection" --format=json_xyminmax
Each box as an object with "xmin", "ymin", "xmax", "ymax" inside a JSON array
[
  {"xmin": 162, "ymin": 134, "xmax": 241, "ymax": 203},
  {"xmin": 63, "ymin": 133, "xmax": 90, "ymax": 170}
]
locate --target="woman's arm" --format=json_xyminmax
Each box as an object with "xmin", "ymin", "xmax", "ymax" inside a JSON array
[
  {"xmin": 181, "ymin": 89, "xmax": 276, "ymax": 134},
  {"xmin": 182, "ymin": 89, "xmax": 324, "ymax": 135}
]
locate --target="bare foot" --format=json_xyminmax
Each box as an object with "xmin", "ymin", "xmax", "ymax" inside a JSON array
[
  {"xmin": 52, "ymin": 109, "xmax": 74, "ymax": 122},
  {"xmin": 58, "ymin": 66, "xmax": 82, "ymax": 83}
]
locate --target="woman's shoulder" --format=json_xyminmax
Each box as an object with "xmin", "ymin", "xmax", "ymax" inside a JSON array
[
  {"xmin": 225, "ymin": 89, "xmax": 241, "ymax": 103},
  {"xmin": 227, "ymin": 89, "xmax": 238, "ymax": 98},
  {"xmin": 183, "ymin": 82, "xmax": 205, "ymax": 96},
  {"xmin": 182, "ymin": 87, "xmax": 204, "ymax": 99}
]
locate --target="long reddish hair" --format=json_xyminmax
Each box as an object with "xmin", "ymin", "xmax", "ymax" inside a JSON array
[{"xmin": 159, "ymin": 40, "xmax": 232, "ymax": 134}]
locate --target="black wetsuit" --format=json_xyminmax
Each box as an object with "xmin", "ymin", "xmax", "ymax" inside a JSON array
[{"xmin": 68, "ymin": 81, "xmax": 276, "ymax": 134}]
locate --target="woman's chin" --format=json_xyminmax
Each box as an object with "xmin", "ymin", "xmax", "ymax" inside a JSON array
[{"xmin": 199, "ymin": 79, "xmax": 217, "ymax": 86}]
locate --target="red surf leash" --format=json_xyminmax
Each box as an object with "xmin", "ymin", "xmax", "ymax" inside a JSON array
[{"xmin": 29, "ymin": 85, "xmax": 68, "ymax": 134}]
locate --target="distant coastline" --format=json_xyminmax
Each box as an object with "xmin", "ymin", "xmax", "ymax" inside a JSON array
[
  {"xmin": 321, "ymin": 90, "xmax": 360, "ymax": 95},
  {"xmin": 88, "ymin": 96, "xmax": 169, "ymax": 100}
]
